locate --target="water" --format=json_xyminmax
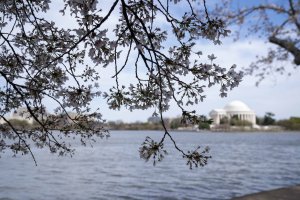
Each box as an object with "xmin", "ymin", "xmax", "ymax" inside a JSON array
[{"xmin": 1, "ymin": 131, "xmax": 300, "ymax": 200}]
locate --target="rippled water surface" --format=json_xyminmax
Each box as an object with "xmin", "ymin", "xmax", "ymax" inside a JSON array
[{"xmin": 1, "ymin": 131, "xmax": 300, "ymax": 200}]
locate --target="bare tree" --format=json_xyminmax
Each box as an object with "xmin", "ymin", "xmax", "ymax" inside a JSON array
[
  {"xmin": 212, "ymin": 0, "xmax": 300, "ymax": 84},
  {"xmin": 0, "ymin": 0, "xmax": 242, "ymax": 168}
]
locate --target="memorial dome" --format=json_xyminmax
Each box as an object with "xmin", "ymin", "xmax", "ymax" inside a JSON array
[{"xmin": 224, "ymin": 100, "xmax": 252, "ymax": 112}]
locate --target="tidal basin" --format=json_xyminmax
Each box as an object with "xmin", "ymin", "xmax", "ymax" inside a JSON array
[{"xmin": 1, "ymin": 131, "xmax": 300, "ymax": 200}]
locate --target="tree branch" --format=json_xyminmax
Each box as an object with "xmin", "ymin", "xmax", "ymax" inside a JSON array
[
  {"xmin": 269, "ymin": 36, "xmax": 300, "ymax": 65},
  {"xmin": 288, "ymin": 0, "xmax": 300, "ymax": 31}
]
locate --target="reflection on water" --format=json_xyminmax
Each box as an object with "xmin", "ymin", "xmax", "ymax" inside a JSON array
[{"xmin": 1, "ymin": 131, "xmax": 300, "ymax": 200}]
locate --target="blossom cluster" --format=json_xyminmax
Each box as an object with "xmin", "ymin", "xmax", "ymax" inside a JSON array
[{"xmin": 0, "ymin": 0, "xmax": 242, "ymax": 167}]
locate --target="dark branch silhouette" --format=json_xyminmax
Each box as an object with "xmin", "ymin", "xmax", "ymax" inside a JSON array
[{"xmin": 0, "ymin": 0, "xmax": 242, "ymax": 168}]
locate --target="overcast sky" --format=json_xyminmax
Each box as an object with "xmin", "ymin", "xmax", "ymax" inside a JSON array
[
  {"xmin": 94, "ymin": 37, "xmax": 300, "ymax": 122},
  {"xmin": 2, "ymin": 1, "xmax": 299, "ymax": 122},
  {"xmin": 87, "ymin": 1, "xmax": 300, "ymax": 122}
]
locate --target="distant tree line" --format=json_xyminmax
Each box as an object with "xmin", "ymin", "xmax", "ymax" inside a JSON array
[
  {"xmin": 277, "ymin": 117, "xmax": 300, "ymax": 131},
  {"xmin": 256, "ymin": 112, "xmax": 300, "ymax": 131},
  {"xmin": 107, "ymin": 121, "xmax": 164, "ymax": 130},
  {"xmin": 3, "ymin": 114, "xmax": 104, "ymax": 132},
  {"xmin": 5, "ymin": 113, "xmax": 300, "ymax": 131},
  {"xmin": 256, "ymin": 112, "xmax": 276, "ymax": 126},
  {"xmin": 108, "ymin": 115, "xmax": 212, "ymax": 131}
]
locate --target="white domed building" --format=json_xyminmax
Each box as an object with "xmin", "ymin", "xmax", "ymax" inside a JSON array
[{"xmin": 209, "ymin": 100, "xmax": 256, "ymax": 126}]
